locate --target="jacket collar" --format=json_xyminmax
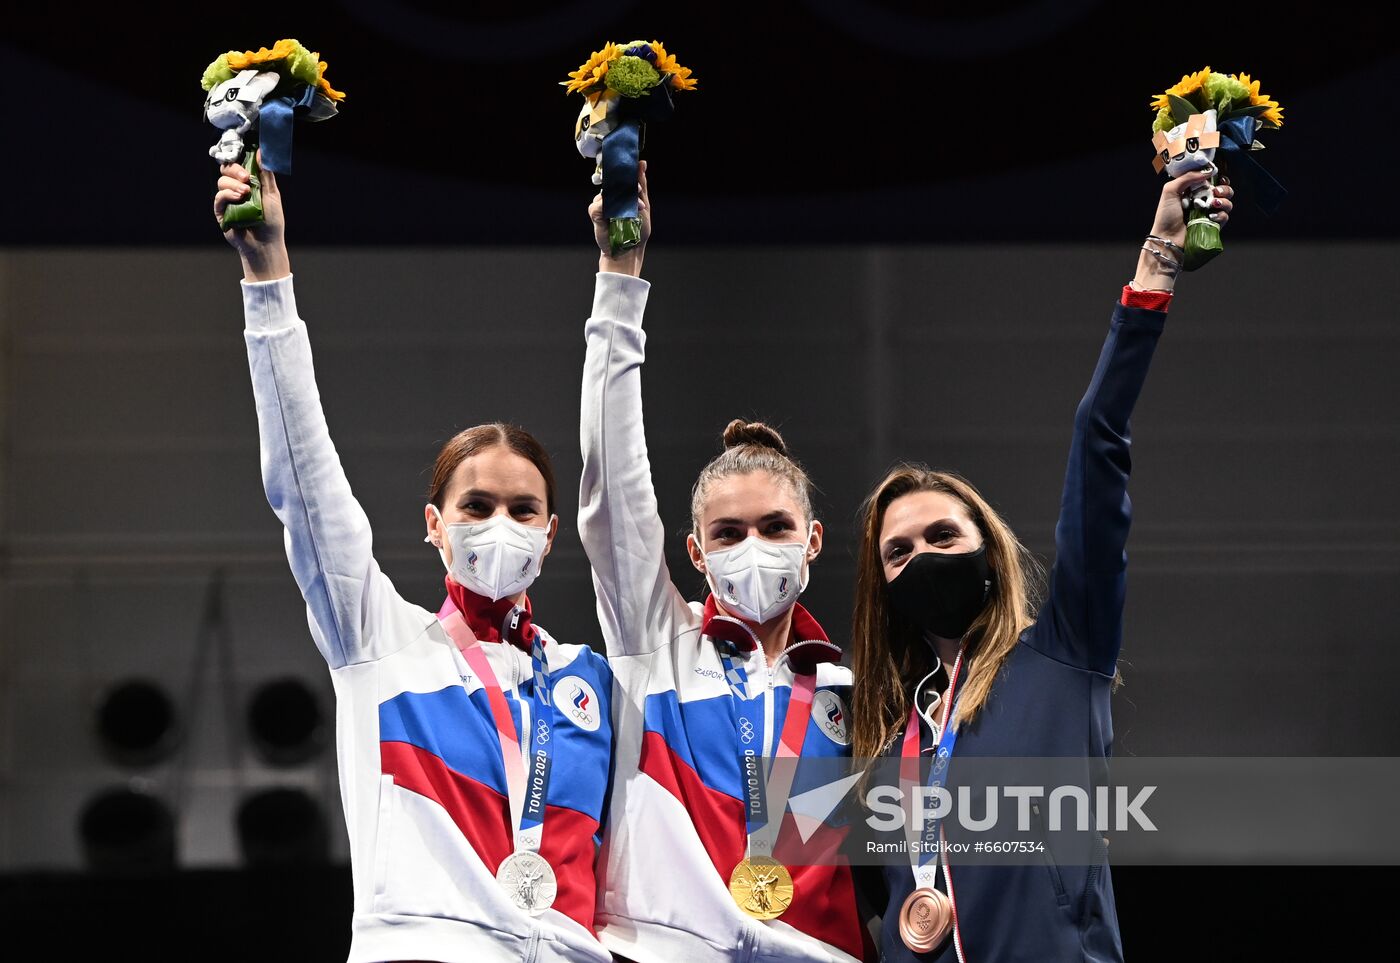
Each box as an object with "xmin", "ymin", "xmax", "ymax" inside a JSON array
[
  {"xmin": 699, "ymin": 594, "xmax": 842, "ymax": 673},
  {"xmin": 443, "ymin": 575, "xmax": 538, "ymax": 654}
]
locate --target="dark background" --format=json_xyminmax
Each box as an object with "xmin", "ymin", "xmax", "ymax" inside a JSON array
[
  {"xmin": 2, "ymin": 4, "xmax": 1397, "ymax": 958},
  {"xmin": 7, "ymin": 3, "xmax": 1397, "ymax": 246}
]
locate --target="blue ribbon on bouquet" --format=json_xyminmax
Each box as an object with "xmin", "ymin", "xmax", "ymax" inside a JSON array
[
  {"xmin": 1217, "ymin": 115, "xmax": 1288, "ymax": 216},
  {"xmin": 600, "ymin": 81, "xmax": 675, "ymax": 224},
  {"xmin": 257, "ymin": 84, "xmax": 320, "ymax": 174}
]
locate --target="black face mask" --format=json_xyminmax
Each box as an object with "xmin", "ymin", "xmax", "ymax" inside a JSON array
[{"xmin": 886, "ymin": 546, "xmax": 993, "ymax": 641}]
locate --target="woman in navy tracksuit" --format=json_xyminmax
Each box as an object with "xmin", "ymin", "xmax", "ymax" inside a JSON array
[{"xmin": 848, "ymin": 167, "xmax": 1233, "ymax": 962}]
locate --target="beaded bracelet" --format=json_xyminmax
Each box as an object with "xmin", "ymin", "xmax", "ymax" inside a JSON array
[{"xmin": 1145, "ymin": 234, "xmax": 1186, "ymax": 258}]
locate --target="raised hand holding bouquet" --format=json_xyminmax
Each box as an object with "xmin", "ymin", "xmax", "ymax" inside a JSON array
[
  {"xmin": 564, "ymin": 40, "xmax": 695, "ymax": 253},
  {"xmin": 1149, "ymin": 67, "xmax": 1285, "ymax": 270},
  {"xmin": 201, "ymin": 39, "xmax": 345, "ymax": 229}
]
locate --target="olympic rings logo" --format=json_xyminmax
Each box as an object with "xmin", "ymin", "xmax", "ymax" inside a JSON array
[
  {"xmin": 536, "ymin": 720, "xmax": 551, "ymax": 744},
  {"xmin": 739, "ymin": 718, "xmax": 756, "ymax": 743}
]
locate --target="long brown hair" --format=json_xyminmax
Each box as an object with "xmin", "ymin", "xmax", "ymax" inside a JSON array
[
  {"xmin": 426, "ymin": 423, "xmax": 557, "ymax": 513},
  {"xmin": 850, "ymin": 465, "xmax": 1042, "ymax": 760}
]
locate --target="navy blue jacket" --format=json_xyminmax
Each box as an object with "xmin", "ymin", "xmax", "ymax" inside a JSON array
[{"xmin": 870, "ymin": 298, "xmax": 1167, "ymax": 962}]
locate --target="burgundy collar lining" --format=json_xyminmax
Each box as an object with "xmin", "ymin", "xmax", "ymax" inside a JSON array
[
  {"xmin": 698, "ymin": 594, "xmax": 841, "ymax": 671},
  {"xmin": 443, "ymin": 575, "xmax": 538, "ymax": 654}
]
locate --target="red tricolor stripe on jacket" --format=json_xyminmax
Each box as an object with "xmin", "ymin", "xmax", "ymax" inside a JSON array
[
  {"xmin": 636, "ymin": 717, "xmax": 870, "ymax": 960},
  {"xmin": 381, "ymin": 740, "xmax": 602, "ymax": 933}
]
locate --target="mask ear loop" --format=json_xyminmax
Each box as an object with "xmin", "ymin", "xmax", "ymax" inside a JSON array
[
  {"xmin": 530, "ymin": 515, "xmax": 560, "ymax": 574},
  {"xmin": 690, "ymin": 530, "xmax": 720, "ymax": 600},
  {"xmin": 424, "ymin": 505, "xmax": 451, "ymax": 573},
  {"xmin": 798, "ymin": 519, "xmax": 820, "ymax": 592}
]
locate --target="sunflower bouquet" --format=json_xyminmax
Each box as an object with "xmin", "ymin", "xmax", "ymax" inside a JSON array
[
  {"xmin": 1148, "ymin": 67, "xmax": 1286, "ymax": 270},
  {"xmin": 563, "ymin": 40, "xmax": 696, "ymax": 253},
  {"xmin": 200, "ymin": 39, "xmax": 345, "ymax": 229}
]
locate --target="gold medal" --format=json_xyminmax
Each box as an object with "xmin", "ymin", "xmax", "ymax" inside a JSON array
[
  {"xmin": 728, "ymin": 855, "xmax": 794, "ymax": 920},
  {"xmin": 899, "ymin": 886, "xmax": 953, "ymax": 952}
]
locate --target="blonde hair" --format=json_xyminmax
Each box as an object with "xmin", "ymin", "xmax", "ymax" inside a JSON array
[
  {"xmin": 850, "ymin": 465, "xmax": 1043, "ymax": 761},
  {"xmin": 690, "ymin": 420, "xmax": 814, "ymax": 532}
]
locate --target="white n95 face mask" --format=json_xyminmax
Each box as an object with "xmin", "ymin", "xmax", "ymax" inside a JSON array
[
  {"xmin": 428, "ymin": 506, "xmax": 554, "ymax": 602},
  {"xmin": 702, "ymin": 525, "xmax": 815, "ymax": 625}
]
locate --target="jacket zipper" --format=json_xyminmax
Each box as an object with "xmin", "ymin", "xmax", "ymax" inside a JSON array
[
  {"xmin": 777, "ymin": 638, "xmax": 842, "ymax": 665},
  {"xmin": 501, "ymin": 606, "xmax": 525, "ymax": 690},
  {"xmin": 1082, "ymin": 825, "xmax": 1109, "ymax": 923},
  {"xmin": 1031, "ymin": 802, "xmax": 1070, "ymax": 908}
]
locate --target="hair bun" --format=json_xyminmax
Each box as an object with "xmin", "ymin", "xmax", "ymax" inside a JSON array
[{"xmin": 721, "ymin": 419, "xmax": 789, "ymax": 456}]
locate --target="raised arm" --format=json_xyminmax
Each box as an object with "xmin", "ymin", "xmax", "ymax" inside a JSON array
[
  {"xmin": 1034, "ymin": 169, "xmax": 1231, "ymax": 675},
  {"xmin": 217, "ymin": 156, "xmax": 421, "ymax": 669},
  {"xmin": 578, "ymin": 164, "xmax": 692, "ymax": 657}
]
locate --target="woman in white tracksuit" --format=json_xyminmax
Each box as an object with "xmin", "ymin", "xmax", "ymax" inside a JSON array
[
  {"xmin": 578, "ymin": 165, "xmax": 871, "ymax": 962},
  {"xmin": 214, "ymin": 155, "xmax": 615, "ymax": 962}
]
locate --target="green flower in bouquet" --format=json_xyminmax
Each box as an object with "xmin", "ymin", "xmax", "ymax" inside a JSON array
[{"xmin": 200, "ymin": 38, "xmax": 345, "ymax": 103}]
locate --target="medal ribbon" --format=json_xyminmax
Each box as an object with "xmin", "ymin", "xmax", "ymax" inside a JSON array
[
  {"xmin": 901, "ymin": 648, "xmax": 965, "ymax": 889},
  {"xmin": 437, "ymin": 596, "xmax": 554, "ymax": 855},
  {"xmin": 720, "ymin": 647, "xmax": 818, "ymax": 858}
]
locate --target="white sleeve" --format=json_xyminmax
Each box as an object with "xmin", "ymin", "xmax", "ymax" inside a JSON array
[
  {"xmin": 243, "ymin": 275, "xmax": 429, "ymax": 668},
  {"xmin": 578, "ymin": 272, "xmax": 693, "ymax": 658}
]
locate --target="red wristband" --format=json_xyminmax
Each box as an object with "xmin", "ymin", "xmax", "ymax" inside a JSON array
[{"xmin": 1121, "ymin": 284, "xmax": 1172, "ymax": 311}]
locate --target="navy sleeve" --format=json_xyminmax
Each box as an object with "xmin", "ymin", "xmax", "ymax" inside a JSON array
[{"xmin": 1025, "ymin": 300, "xmax": 1166, "ymax": 676}]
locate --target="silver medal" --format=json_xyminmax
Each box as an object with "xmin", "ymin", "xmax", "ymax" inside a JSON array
[{"xmin": 495, "ymin": 850, "xmax": 557, "ymax": 915}]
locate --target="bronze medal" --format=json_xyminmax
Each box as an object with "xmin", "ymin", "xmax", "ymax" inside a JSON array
[
  {"xmin": 898, "ymin": 886, "xmax": 953, "ymax": 953},
  {"xmin": 728, "ymin": 855, "xmax": 794, "ymax": 920}
]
